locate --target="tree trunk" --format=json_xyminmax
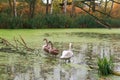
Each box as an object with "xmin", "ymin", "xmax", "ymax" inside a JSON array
[
  {"xmin": 109, "ymin": 0, "xmax": 114, "ymax": 16},
  {"xmin": 31, "ymin": 0, "xmax": 36, "ymax": 18},
  {"xmin": 8, "ymin": 0, "xmax": 13, "ymax": 11},
  {"xmin": 13, "ymin": 0, "xmax": 17, "ymax": 17},
  {"xmin": 104, "ymin": 0, "xmax": 108, "ymax": 12},
  {"xmin": 46, "ymin": 0, "xmax": 49, "ymax": 14},
  {"xmin": 63, "ymin": 0, "xmax": 67, "ymax": 14},
  {"xmin": 71, "ymin": 0, "xmax": 75, "ymax": 17},
  {"xmin": 50, "ymin": 0, "xmax": 53, "ymax": 14},
  {"xmin": 29, "ymin": 2, "xmax": 32, "ymax": 18},
  {"xmin": 91, "ymin": 0, "xmax": 95, "ymax": 12},
  {"xmin": 29, "ymin": 0, "xmax": 36, "ymax": 18}
]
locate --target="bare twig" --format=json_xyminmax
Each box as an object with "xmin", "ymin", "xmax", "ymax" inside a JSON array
[
  {"xmin": 19, "ymin": 35, "xmax": 27, "ymax": 47},
  {"xmin": 14, "ymin": 37, "xmax": 18, "ymax": 49}
]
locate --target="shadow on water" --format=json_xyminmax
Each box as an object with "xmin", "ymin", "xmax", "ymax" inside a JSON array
[{"xmin": 1, "ymin": 34, "xmax": 120, "ymax": 80}]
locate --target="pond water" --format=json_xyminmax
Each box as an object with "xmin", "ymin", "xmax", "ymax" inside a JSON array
[{"xmin": 0, "ymin": 33, "xmax": 120, "ymax": 80}]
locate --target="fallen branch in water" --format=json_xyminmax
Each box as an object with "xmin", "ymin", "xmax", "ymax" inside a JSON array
[{"xmin": 0, "ymin": 36, "xmax": 34, "ymax": 54}]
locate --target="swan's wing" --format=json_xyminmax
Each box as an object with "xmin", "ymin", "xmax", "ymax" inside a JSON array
[{"xmin": 61, "ymin": 50, "xmax": 67, "ymax": 55}]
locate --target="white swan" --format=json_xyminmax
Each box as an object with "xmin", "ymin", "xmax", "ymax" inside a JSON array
[{"xmin": 60, "ymin": 43, "xmax": 73, "ymax": 62}]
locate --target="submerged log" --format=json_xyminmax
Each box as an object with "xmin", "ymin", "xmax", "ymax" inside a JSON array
[{"xmin": 113, "ymin": 71, "xmax": 120, "ymax": 76}]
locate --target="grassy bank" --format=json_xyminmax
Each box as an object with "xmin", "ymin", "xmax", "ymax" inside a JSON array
[{"xmin": 1, "ymin": 29, "xmax": 120, "ymax": 36}]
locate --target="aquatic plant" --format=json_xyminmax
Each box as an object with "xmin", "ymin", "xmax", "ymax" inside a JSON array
[{"xmin": 97, "ymin": 55, "xmax": 114, "ymax": 76}]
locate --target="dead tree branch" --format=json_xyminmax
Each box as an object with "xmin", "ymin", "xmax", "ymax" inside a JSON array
[{"xmin": 0, "ymin": 36, "xmax": 34, "ymax": 54}]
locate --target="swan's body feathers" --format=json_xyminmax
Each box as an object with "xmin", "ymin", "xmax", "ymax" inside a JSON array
[{"xmin": 60, "ymin": 50, "xmax": 73, "ymax": 58}]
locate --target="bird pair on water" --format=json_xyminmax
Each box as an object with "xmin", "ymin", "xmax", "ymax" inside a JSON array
[
  {"xmin": 42, "ymin": 38, "xmax": 59, "ymax": 56},
  {"xmin": 42, "ymin": 38, "xmax": 73, "ymax": 62}
]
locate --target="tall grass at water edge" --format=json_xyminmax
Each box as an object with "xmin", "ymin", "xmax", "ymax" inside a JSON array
[{"xmin": 97, "ymin": 55, "xmax": 114, "ymax": 76}]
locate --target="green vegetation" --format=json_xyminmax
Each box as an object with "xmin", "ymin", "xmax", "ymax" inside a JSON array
[
  {"xmin": 2, "ymin": 0, "xmax": 120, "ymax": 28},
  {"xmin": 0, "ymin": 13, "xmax": 120, "ymax": 28},
  {"xmin": 0, "ymin": 0, "xmax": 120, "ymax": 28},
  {"xmin": 97, "ymin": 56, "xmax": 114, "ymax": 76}
]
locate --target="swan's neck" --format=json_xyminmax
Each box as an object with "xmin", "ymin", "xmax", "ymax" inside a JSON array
[
  {"xmin": 45, "ymin": 43, "xmax": 48, "ymax": 46},
  {"xmin": 44, "ymin": 40, "xmax": 48, "ymax": 46},
  {"xmin": 69, "ymin": 43, "xmax": 72, "ymax": 50},
  {"xmin": 49, "ymin": 42, "xmax": 53, "ymax": 49},
  {"xmin": 69, "ymin": 46, "xmax": 72, "ymax": 50}
]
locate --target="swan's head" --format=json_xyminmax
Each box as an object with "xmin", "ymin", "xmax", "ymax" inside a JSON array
[
  {"xmin": 43, "ymin": 38, "xmax": 47, "ymax": 41},
  {"xmin": 43, "ymin": 38, "xmax": 48, "ymax": 46},
  {"xmin": 48, "ymin": 41, "xmax": 53, "ymax": 48},
  {"xmin": 48, "ymin": 41, "xmax": 51, "ymax": 43}
]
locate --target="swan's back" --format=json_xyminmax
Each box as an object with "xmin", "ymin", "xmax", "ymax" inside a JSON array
[{"xmin": 60, "ymin": 50, "xmax": 73, "ymax": 58}]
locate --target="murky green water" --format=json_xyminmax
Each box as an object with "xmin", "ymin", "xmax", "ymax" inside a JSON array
[{"xmin": 0, "ymin": 33, "xmax": 120, "ymax": 80}]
